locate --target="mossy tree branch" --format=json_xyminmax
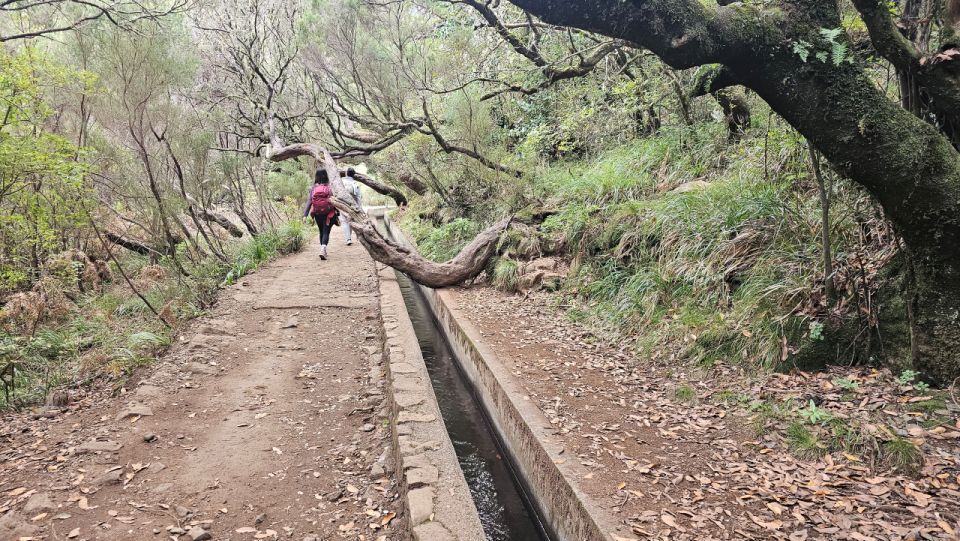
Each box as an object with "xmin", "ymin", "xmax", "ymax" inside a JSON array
[{"xmin": 508, "ymin": 0, "xmax": 960, "ymax": 384}]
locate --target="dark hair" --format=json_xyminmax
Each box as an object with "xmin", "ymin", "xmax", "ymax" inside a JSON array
[
  {"xmin": 347, "ymin": 167, "xmax": 355, "ymax": 176},
  {"xmin": 314, "ymin": 169, "xmax": 329, "ymax": 184}
]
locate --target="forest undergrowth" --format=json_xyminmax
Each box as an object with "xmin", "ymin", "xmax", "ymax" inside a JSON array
[
  {"xmin": 400, "ymin": 119, "xmax": 957, "ymax": 472},
  {"xmin": 0, "ymin": 221, "xmax": 304, "ymax": 409},
  {"xmin": 403, "ymin": 121, "xmax": 894, "ymax": 372}
]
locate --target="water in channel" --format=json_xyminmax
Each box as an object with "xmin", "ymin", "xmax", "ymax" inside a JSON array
[{"xmin": 395, "ymin": 272, "xmax": 549, "ymax": 541}]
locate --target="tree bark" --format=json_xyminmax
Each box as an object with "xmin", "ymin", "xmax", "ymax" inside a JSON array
[
  {"xmin": 714, "ymin": 89, "xmax": 750, "ymax": 141},
  {"xmin": 508, "ymin": 0, "xmax": 960, "ymax": 384},
  {"xmin": 104, "ymin": 231, "xmax": 162, "ymax": 256},
  {"xmin": 852, "ymin": 0, "xmax": 960, "ymax": 147},
  {"xmin": 196, "ymin": 208, "xmax": 244, "ymax": 238},
  {"xmin": 808, "ymin": 143, "xmax": 835, "ymax": 306},
  {"xmin": 340, "ymin": 171, "xmax": 408, "ymax": 206}
]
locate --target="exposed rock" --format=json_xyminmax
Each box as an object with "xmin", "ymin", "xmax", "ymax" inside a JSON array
[
  {"xmin": 405, "ymin": 465, "xmax": 440, "ymax": 487},
  {"xmin": 93, "ymin": 469, "xmax": 123, "ymax": 485},
  {"xmin": 76, "ymin": 439, "xmax": 123, "ymax": 453},
  {"xmin": 361, "ymin": 423, "xmax": 375, "ymax": 432},
  {"xmin": 115, "ymin": 404, "xmax": 153, "ymax": 421},
  {"xmin": 413, "ymin": 522, "xmax": 454, "ymax": 541},
  {"xmin": 390, "ymin": 362, "xmax": 417, "ymax": 374},
  {"xmin": 45, "ymin": 389, "xmax": 70, "ymax": 408},
  {"xmin": 185, "ymin": 526, "xmax": 211, "ymax": 541},
  {"xmin": 521, "ymin": 256, "xmax": 561, "ymax": 273},
  {"xmin": 397, "ymin": 411, "xmax": 436, "ymax": 424},
  {"xmin": 183, "ymin": 362, "xmax": 218, "ymax": 375},
  {"xmin": 402, "ymin": 454, "xmax": 433, "ymax": 471},
  {"xmin": 407, "ymin": 486, "xmax": 434, "ymax": 526},
  {"xmin": 23, "ymin": 492, "xmax": 55, "ymax": 514},
  {"xmin": 393, "ymin": 377, "xmax": 420, "ymax": 392},
  {"xmin": 151, "ymin": 483, "xmax": 174, "ymax": 493},
  {"xmin": 370, "ymin": 463, "xmax": 385, "ymax": 478},
  {"xmin": 0, "ymin": 512, "xmax": 37, "ymax": 539},
  {"xmin": 143, "ymin": 433, "xmax": 158, "ymax": 443}
]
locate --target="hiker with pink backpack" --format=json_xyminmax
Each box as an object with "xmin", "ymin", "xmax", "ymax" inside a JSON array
[{"xmin": 303, "ymin": 169, "xmax": 339, "ymax": 260}]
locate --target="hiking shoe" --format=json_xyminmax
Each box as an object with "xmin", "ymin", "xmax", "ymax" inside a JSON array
[
  {"xmin": 320, "ymin": 245, "xmax": 328, "ymax": 260},
  {"xmin": 346, "ymin": 240, "xmax": 353, "ymax": 246}
]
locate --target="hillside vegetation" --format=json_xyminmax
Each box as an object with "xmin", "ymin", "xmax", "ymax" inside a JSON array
[{"xmin": 2, "ymin": 0, "xmax": 959, "ymax": 407}]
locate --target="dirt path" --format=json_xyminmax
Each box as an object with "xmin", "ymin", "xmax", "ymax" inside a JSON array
[
  {"xmin": 1, "ymin": 241, "xmax": 402, "ymax": 541},
  {"xmin": 450, "ymin": 286, "xmax": 960, "ymax": 541}
]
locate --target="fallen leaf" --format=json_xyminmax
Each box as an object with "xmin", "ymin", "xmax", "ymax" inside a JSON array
[
  {"xmin": 748, "ymin": 512, "xmax": 783, "ymax": 530},
  {"xmin": 661, "ymin": 512, "xmax": 685, "ymax": 532}
]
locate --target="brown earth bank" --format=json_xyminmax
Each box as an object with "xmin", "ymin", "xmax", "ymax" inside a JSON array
[
  {"xmin": 447, "ymin": 286, "xmax": 960, "ymax": 541},
  {"xmin": 0, "ymin": 241, "xmax": 404, "ymax": 541}
]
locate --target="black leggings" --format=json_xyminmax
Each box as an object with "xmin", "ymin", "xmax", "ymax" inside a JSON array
[{"xmin": 314, "ymin": 215, "xmax": 333, "ymax": 245}]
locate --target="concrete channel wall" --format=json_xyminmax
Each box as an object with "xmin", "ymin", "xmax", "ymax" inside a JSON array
[
  {"xmin": 377, "ymin": 261, "xmax": 487, "ymax": 541},
  {"xmin": 380, "ymin": 215, "xmax": 630, "ymax": 541}
]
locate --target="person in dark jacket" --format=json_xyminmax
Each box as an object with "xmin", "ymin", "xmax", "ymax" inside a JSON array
[{"xmin": 303, "ymin": 169, "xmax": 337, "ymax": 260}]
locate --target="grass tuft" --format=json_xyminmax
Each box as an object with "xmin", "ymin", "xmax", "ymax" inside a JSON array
[
  {"xmin": 881, "ymin": 437, "xmax": 923, "ymax": 475},
  {"xmin": 492, "ymin": 258, "xmax": 520, "ymax": 292},
  {"xmin": 786, "ymin": 421, "xmax": 826, "ymax": 460},
  {"xmin": 674, "ymin": 384, "xmax": 696, "ymax": 402}
]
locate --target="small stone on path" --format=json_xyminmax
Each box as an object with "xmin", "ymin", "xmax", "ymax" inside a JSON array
[
  {"xmin": 77, "ymin": 440, "xmax": 122, "ymax": 453},
  {"xmin": 115, "ymin": 404, "xmax": 153, "ymax": 421},
  {"xmin": 23, "ymin": 493, "xmax": 54, "ymax": 514},
  {"xmin": 185, "ymin": 526, "xmax": 211, "ymax": 541},
  {"xmin": 183, "ymin": 362, "xmax": 218, "ymax": 375}
]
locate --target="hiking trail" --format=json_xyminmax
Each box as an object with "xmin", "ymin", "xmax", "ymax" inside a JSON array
[{"xmin": 1, "ymin": 241, "xmax": 399, "ymax": 540}]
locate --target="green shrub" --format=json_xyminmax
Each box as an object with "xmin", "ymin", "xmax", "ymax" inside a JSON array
[{"xmin": 492, "ymin": 258, "xmax": 520, "ymax": 292}]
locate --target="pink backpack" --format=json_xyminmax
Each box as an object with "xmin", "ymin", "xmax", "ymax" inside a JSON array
[{"xmin": 310, "ymin": 185, "xmax": 334, "ymax": 216}]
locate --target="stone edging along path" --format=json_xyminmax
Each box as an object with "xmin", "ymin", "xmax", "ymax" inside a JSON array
[
  {"xmin": 377, "ymin": 261, "xmax": 486, "ymax": 541},
  {"xmin": 380, "ymin": 215, "xmax": 631, "ymax": 541}
]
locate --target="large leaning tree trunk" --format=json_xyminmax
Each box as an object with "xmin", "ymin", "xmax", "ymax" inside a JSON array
[
  {"xmin": 507, "ymin": 0, "xmax": 960, "ymax": 384},
  {"xmin": 262, "ymin": 116, "xmax": 510, "ymax": 287}
]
